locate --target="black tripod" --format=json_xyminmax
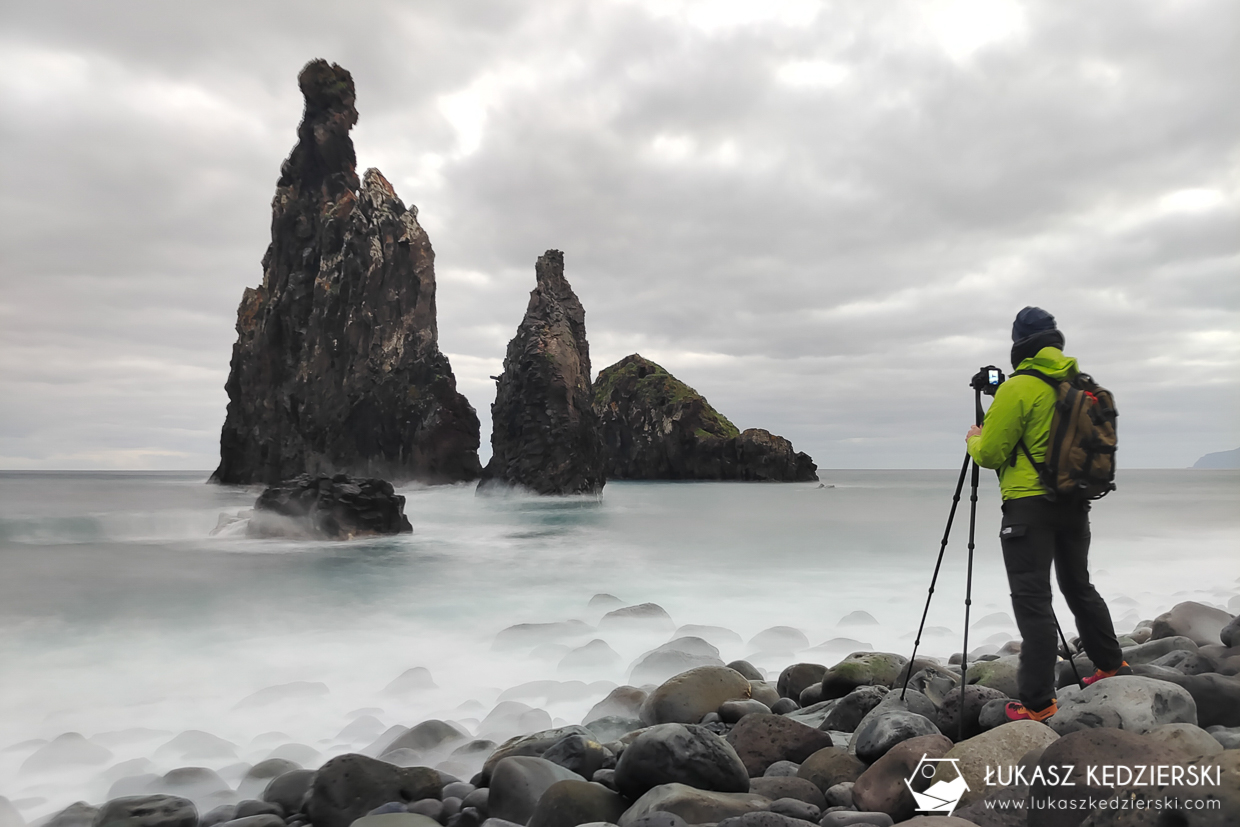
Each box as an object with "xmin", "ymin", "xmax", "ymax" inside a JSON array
[{"xmin": 900, "ymin": 366, "xmax": 1082, "ymax": 740}]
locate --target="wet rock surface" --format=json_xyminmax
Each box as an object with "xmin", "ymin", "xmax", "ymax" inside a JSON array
[
  {"xmin": 212, "ymin": 60, "xmax": 480, "ymax": 486},
  {"xmin": 244, "ymin": 475, "xmax": 411, "ymax": 540},
  {"xmin": 478, "ymin": 250, "xmax": 605, "ymax": 496}
]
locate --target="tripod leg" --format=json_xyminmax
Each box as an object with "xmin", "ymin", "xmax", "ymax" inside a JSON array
[
  {"xmin": 959, "ymin": 458, "xmax": 980, "ymax": 740},
  {"xmin": 1054, "ymin": 612, "xmax": 1085, "ymax": 688},
  {"xmin": 901, "ymin": 451, "xmax": 972, "ymax": 700}
]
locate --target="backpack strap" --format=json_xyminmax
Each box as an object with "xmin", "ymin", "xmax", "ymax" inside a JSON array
[{"xmin": 1011, "ymin": 368, "xmax": 1059, "ymax": 388}]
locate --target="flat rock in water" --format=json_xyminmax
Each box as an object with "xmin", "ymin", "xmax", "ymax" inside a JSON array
[
  {"xmin": 93, "ymin": 797, "xmax": 197, "ymax": 827},
  {"xmin": 246, "ymin": 475, "xmax": 411, "ymax": 540},
  {"xmin": 629, "ymin": 639, "xmax": 725, "ymax": 686},
  {"xmin": 383, "ymin": 668, "xmax": 437, "ymax": 694},
  {"xmin": 614, "ymin": 724, "xmax": 749, "ymax": 799},
  {"xmin": 747, "ymin": 628, "xmax": 810, "ymax": 653},
  {"xmin": 20, "ymin": 733, "xmax": 112, "ymax": 772},
  {"xmin": 305, "ymin": 754, "xmax": 440, "ymax": 827},
  {"xmin": 617, "ymin": 784, "xmax": 769, "ymax": 827},
  {"xmin": 382, "ymin": 721, "xmax": 466, "ymax": 756},
  {"xmin": 494, "ymin": 622, "xmax": 594, "ymax": 651},
  {"xmin": 560, "ymin": 641, "xmax": 622, "ymax": 671},
  {"xmin": 599, "ymin": 604, "xmax": 675, "ymax": 632},
  {"xmin": 1049, "ymin": 676, "xmax": 1197, "ymax": 735}
]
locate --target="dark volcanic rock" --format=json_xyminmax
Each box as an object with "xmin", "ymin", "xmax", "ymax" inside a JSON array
[
  {"xmin": 211, "ymin": 59, "xmax": 480, "ymax": 486},
  {"xmin": 478, "ymin": 250, "xmax": 605, "ymax": 496},
  {"xmin": 246, "ymin": 474, "xmax": 411, "ymax": 539},
  {"xmin": 594, "ymin": 355, "xmax": 818, "ymax": 481},
  {"xmin": 305, "ymin": 753, "xmax": 441, "ymax": 827}
]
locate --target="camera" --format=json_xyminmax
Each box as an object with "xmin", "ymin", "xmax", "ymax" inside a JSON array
[{"xmin": 970, "ymin": 365, "xmax": 1006, "ymax": 396}]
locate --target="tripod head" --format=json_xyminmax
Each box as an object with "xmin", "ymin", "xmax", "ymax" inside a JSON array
[{"xmin": 970, "ymin": 365, "xmax": 1006, "ymax": 397}]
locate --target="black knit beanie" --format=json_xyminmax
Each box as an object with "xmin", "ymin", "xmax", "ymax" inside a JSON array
[{"xmin": 1010, "ymin": 307, "xmax": 1065, "ymax": 368}]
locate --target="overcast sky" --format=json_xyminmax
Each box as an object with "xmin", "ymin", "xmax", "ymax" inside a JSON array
[{"xmin": 1, "ymin": 0, "xmax": 1236, "ymax": 471}]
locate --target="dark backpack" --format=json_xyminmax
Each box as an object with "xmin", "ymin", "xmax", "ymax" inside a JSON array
[{"xmin": 1012, "ymin": 369, "xmax": 1118, "ymax": 500}]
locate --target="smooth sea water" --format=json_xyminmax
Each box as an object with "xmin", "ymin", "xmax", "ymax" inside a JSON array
[{"xmin": 1, "ymin": 469, "xmax": 1237, "ymax": 817}]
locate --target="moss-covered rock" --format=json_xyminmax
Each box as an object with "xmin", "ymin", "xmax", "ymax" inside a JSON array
[{"xmin": 593, "ymin": 354, "xmax": 817, "ymax": 481}]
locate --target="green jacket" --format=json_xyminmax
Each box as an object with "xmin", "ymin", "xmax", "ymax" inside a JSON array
[{"xmin": 967, "ymin": 347, "xmax": 1079, "ymax": 500}]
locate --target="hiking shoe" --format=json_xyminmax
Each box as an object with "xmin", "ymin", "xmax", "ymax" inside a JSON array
[
  {"xmin": 1082, "ymin": 661, "xmax": 1132, "ymax": 686},
  {"xmin": 1005, "ymin": 700, "xmax": 1057, "ymax": 722}
]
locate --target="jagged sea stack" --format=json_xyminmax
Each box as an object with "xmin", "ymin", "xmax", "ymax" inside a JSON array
[
  {"xmin": 479, "ymin": 251, "xmax": 606, "ymax": 495},
  {"xmin": 594, "ymin": 354, "xmax": 818, "ymax": 481},
  {"xmin": 211, "ymin": 60, "xmax": 481, "ymax": 485}
]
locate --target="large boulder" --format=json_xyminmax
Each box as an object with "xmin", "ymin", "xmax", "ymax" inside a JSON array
[
  {"xmin": 261, "ymin": 770, "xmax": 314, "ymax": 815},
  {"xmin": 482, "ymin": 727, "xmax": 597, "ymax": 784},
  {"xmin": 477, "ymin": 249, "xmax": 605, "ymax": 495},
  {"xmin": 540, "ymin": 734, "xmax": 613, "ymax": 780},
  {"xmin": 819, "ymin": 654, "xmax": 907, "ymax": 700},
  {"xmin": 617, "ymin": 784, "xmax": 769, "ymax": 827},
  {"xmin": 593, "ymin": 355, "xmax": 816, "ymax": 482},
  {"xmin": 640, "ymin": 667, "xmax": 751, "ymax": 725},
  {"xmin": 488, "ymin": 757, "xmax": 583, "ymax": 826},
  {"xmin": 92, "ymin": 797, "xmax": 197, "ymax": 827},
  {"xmin": 1144, "ymin": 723, "xmax": 1223, "ymax": 756},
  {"xmin": 525, "ymin": 780, "xmax": 626, "ymax": 827},
  {"xmin": 936, "ymin": 686, "xmax": 1008, "ymax": 741},
  {"xmin": 245, "ymin": 475, "xmax": 411, "ymax": 539},
  {"xmin": 613, "ymin": 724, "xmax": 749, "ymax": 799},
  {"xmin": 381, "ymin": 721, "xmax": 466, "ymax": 758},
  {"xmin": 850, "ymin": 710, "xmax": 941, "ymax": 764},
  {"xmin": 1150, "ymin": 602, "xmax": 1234, "ymax": 646},
  {"xmin": 210, "ymin": 59, "xmax": 480, "ymax": 486},
  {"xmin": 1129, "ymin": 667, "xmax": 1240, "ymax": 728},
  {"xmin": 775, "ymin": 665, "xmax": 826, "ymax": 701},
  {"xmin": 1049, "ymin": 676, "xmax": 1197, "ymax": 735},
  {"xmin": 851, "ymin": 734, "xmax": 953, "ymax": 822},
  {"xmin": 821, "ymin": 686, "xmax": 890, "ymax": 733},
  {"xmin": 629, "ymin": 639, "xmax": 725, "ymax": 686},
  {"xmin": 794, "ymin": 748, "xmax": 866, "ymax": 794},
  {"xmin": 724, "ymin": 714, "xmax": 835, "ymax": 777},
  {"xmin": 585, "ymin": 688, "xmax": 648, "ymax": 724},
  {"xmin": 305, "ymin": 754, "xmax": 441, "ymax": 827},
  {"xmin": 1026, "ymin": 729, "xmax": 1189, "ymax": 827},
  {"xmin": 745, "ymin": 777, "xmax": 825, "ymax": 810},
  {"xmin": 931, "ymin": 721, "xmax": 1058, "ymax": 810}
]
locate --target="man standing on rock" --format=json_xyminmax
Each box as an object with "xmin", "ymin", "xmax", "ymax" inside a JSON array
[{"xmin": 965, "ymin": 307, "xmax": 1130, "ymax": 722}]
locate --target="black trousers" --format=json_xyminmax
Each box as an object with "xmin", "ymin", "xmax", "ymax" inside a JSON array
[{"xmin": 999, "ymin": 496, "xmax": 1123, "ymax": 711}]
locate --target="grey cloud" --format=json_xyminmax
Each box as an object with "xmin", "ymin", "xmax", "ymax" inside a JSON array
[{"xmin": 1, "ymin": 0, "xmax": 1236, "ymax": 470}]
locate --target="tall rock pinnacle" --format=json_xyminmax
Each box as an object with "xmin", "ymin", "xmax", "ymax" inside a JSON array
[
  {"xmin": 479, "ymin": 250, "xmax": 606, "ymax": 495},
  {"xmin": 211, "ymin": 60, "xmax": 481, "ymax": 485}
]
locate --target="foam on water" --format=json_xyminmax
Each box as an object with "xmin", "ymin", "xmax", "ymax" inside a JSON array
[{"xmin": 0, "ymin": 470, "xmax": 1236, "ymax": 818}]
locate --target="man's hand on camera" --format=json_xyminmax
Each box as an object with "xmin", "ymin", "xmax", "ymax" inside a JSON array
[{"xmin": 966, "ymin": 425, "xmax": 983, "ymax": 441}]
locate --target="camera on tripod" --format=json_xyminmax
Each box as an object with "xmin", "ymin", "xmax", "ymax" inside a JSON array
[{"xmin": 970, "ymin": 365, "xmax": 1006, "ymax": 397}]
